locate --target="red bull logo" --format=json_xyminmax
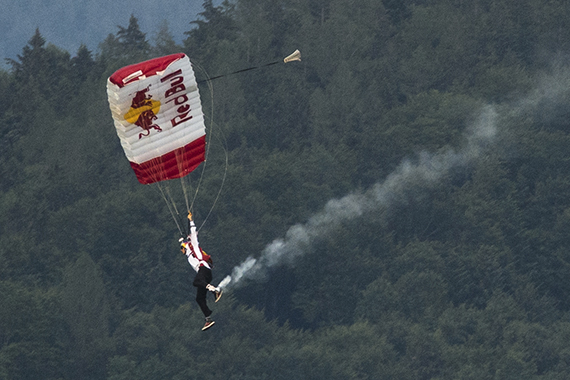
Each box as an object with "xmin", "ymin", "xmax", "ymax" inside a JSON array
[{"xmin": 124, "ymin": 85, "xmax": 162, "ymax": 139}]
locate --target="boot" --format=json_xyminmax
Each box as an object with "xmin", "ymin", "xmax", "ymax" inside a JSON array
[{"xmin": 202, "ymin": 316, "xmax": 215, "ymax": 331}]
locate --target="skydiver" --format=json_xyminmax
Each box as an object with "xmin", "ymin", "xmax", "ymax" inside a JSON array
[{"xmin": 180, "ymin": 212, "xmax": 222, "ymax": 331}]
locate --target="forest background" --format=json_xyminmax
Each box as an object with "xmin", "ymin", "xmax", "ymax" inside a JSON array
[{"xmin": 2, "ymin": 0, "xmax": 570, "ymax": 379}]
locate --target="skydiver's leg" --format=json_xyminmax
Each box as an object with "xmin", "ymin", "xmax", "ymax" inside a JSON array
[
  {"xmin": 193, "ymin": 267, "xmax": 213, "ymax": 317},
  {"xmin": 193, "ymin": 266, "xmax": 213, "ymax": 288},
  {"xmin": 195, "ymin": 286, "xmax": 211, "ymax": 317}
]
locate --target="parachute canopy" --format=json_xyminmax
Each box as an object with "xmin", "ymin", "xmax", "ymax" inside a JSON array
[{"xmin": 107, "ymin": 53, "xmax": 205, "ymax": 185}]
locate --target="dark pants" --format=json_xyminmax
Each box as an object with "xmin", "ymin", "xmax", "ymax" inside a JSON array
[{"xmin": 193, "ymin": 266, "xmax": 213, "ymax": 317}]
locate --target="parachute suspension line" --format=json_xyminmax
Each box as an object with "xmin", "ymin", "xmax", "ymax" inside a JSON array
[
  {"xmin": 190, "ymin": 62, "xmax": 215, "ymax": 213},
  {"xmin": 186, "ymin": 49, "xmax": 301, "ymax": 229},
  {"xmin": 145, "ymin": 153, "xmax": 188, "ymax": 236},
  {"xmin": 153, "ymin": 181, "xmax": 185, "ymax": 237},
  {"xmin": 192, "ymin": 62, "xmax": 229, "ymax": 232},
  {"xmin": 165, "ymin": 185, "xmax": 183, "ymax": 224},
  {"xmin": 175, "ymin": 157, "xmax": 195, "ymax": 237},
  {"xmin": 182, "ymin": 50, "xmax": 300, "ymax": 229},
  {"xmin": 168, "ymin": 59, "xmax": 216, "ymax": 234},
  {"xmin": 180, "ymin": 175, "xmax": 191, "ymax": 221},
  {"xmin": 175, "ymin": 149, "xmax": 192, "ymax": 216},
  {"xmin": 198, "ymin": 118, "xmax": 229, "ymax": 232}
]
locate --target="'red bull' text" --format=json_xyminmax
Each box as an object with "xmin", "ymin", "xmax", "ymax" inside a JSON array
[{"xmin": 161, "ymin": 68, "xmax": 193, "ymax": 127}]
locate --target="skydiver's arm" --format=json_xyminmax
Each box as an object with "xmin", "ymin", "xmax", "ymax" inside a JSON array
[{"xmin": 188, "ymin": 220, "xmax": 204, "ymax": 260}]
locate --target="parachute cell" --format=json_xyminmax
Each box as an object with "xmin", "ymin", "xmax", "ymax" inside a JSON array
[{"xmin": 107, "ymin": 53, "xmax": 206, "ymax": 184}]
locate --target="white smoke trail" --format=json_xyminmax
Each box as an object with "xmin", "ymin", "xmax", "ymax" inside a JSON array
[
  {"xmin": 218, "ymin": 67, "xmax": 570, "ymax": 290},
  {"xmin": 217, "ymin": 106, "xmax": 498, "ymax": 290}
]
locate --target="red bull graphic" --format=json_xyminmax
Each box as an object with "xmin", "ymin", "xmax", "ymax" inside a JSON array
[{"xmin": 124, "ymin": 85, "xmax": 162, "ymax": 138}]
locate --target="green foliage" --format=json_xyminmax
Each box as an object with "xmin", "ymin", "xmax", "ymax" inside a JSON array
[
  {"xmin": 3, "ymin": 1, "xmax": 570, "ymax": 378},
  {"xmin": 60, "ymin": 252, "xmax": 112, "ymax": 379},
  {"xmin": 0, "ymin": 282, "xmax": 67, "ymax": 380}
]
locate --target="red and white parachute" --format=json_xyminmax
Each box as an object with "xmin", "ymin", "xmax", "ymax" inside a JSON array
[
  {"xmin": 106, "ymin": 50, "xmax": 299, "ymax": 236},
  {"xmin": 107, "ymin": 53, "xmax": 205, "ymax": 185}
]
